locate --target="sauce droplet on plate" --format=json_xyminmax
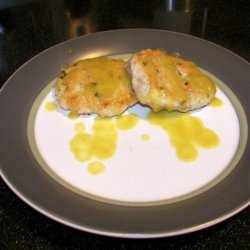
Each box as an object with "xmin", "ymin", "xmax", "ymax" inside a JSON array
[
  {"xmin": 45, "ymin": 102, "xmax": 58, "ymax": 111},
  {"xmin": 210, "ymin": 97, "xmax": 223, "ymax": 107},
  {"xmin": 74, "ymin": 122, "xmax": 85, "ymax": 133},
  {"xmin": 88, "ymin": 161, "xmax": 105, "ymax": 175},
  {"xmin": 141, "ymin": 134, "xmax": 151, "ymax": 141},
  {"xmin": 68, "ymin": 111, "xmax": 79, "ymax": 120}
]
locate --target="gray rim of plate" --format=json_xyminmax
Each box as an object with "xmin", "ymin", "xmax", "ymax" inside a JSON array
[{"xmin": 0, "ymin": 29, "xmax": 249, "ymax": 238}]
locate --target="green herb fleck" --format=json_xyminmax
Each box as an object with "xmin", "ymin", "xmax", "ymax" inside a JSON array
[{"xmin": 90, "ymin": 82, "xmax": 97, "ymax": 87}]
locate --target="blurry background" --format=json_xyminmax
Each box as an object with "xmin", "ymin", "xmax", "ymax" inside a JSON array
[{"xmin": 0, "ymin": 0, "xmax": 249, "ymax": 86}]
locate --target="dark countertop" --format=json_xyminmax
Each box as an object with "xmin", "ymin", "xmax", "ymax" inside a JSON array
[{"xmin": 0, "ymin": 0, "xmax": 249, "ymax": 249}]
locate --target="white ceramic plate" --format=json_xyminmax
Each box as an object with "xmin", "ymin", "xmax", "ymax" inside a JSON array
[{"xmin": 0, "ymin": 29, "xmax": 249, "ymax": 238}]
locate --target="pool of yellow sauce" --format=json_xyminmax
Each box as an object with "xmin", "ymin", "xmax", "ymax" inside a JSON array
[{"xmin": 147, "ymin": 111, "xmax": 220, "ymax": 162}]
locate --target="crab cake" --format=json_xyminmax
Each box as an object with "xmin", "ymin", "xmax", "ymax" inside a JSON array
[
  {"xmin": 56, "ymin": 57, "xmax": 137, "ymax": 117},
  {"xmin": 127, "ymin": 49, "xmax": 216, "ymax": 112}
]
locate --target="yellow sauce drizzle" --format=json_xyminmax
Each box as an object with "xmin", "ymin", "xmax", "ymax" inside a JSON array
[
  {"xmin": 141, "ymin": 134, "xmax": 151, "ymax": 141},
  {"xmin": 45, "ymin": 102, "xmax": 58, "ymax": 111},
  {"xmin": 69, "ymin": 109, "xmax": 220, "ymax": 174},
  {"xmin": 147, "ymin": 111, "xmax": 220, "ymax": 162},
  {"xmin": 210, "ymin": 97, "xmax": 223, "ymax": 107},
  {"xmin": 116, "ymin": 114, "xmax": 139, "ymax": 130},
  {"xmin": 68, "ymin": 111, "xmax": 79, "ymax": 120},
  {"xmin": 87, "ymin": 162, "xmax": 105, "ymax": 175}
]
